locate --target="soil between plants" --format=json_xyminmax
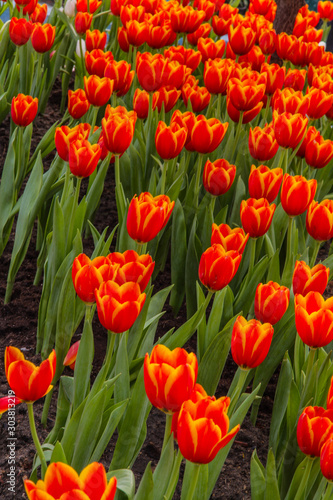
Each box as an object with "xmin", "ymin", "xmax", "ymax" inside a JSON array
[{"xmin": 0, "ymin": 80, "xmax": 278, "ymax": 499}]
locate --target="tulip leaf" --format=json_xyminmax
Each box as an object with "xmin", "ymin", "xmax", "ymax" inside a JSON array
[
  {"xmin": 204, "ymin": 287, "xmax": 227, "ymax": 352},
  {"xmin": 185, "ymin": 216, "xmax": 199, "ymax": 319},
  {"xmin": 61, "ymin": 397, "xmax": 87, "ymax": 462},
  {"xmin": 127, "ymin": 286, "xmax": 154, "ymax": 364},
  {"xmin": 170, "ymin": 199, "xmax": 187, "ymax": 315},
  {"xmin": 85, "ymin": 153, "xmax": 111, "ymax": 225},
  {"xmin": 266, "ymin": 248, "xmax": 281, "ymax": 284},
  {"xmin": 250, "ymin": 450, "xmax": 266, "ymax": 500},
  {"xmin": 50, "ymin": 442, "xmax": 68, "ymax": 465},
  {"xmin": 229, "ymin": 175, "xmax": 245, "ymax": 227},
  {"xmin": 134, "ymin": 462, "xmax": 154, "ymax": 500},
  {"xmin": 265, "ymin": 449, "xmax": 280, "ymax": 500},
  {"xmin": 115, "ymin": 332, "xmax": 130, "ymax": 409},
  {"xmin": 284, "ymin": 457, "xmax": 320, "ymax": 500},
  {"xmin": 106, "ymin": 469, "xmax": 135, "ymax": 500},
  {"xmin": 0, "ymin": 127, "xmax": 16, "ymax": 256},
  {"xmin": 182, "ymin": 463, "xmax": 208, "ymax": 500},
  {"xmin": 152, "ymin": 436, "xmax": 175, "ymax": 500},
  {"xmin": 45, "ymin": 376, "xmax": 72, "ymax": 445},
  {"xmin": 196, "ymin": 282, "xmax": 207, "ymax": 361},
  {"xmin": 233, "ymin": 255, "xmax": 270, "ymax": 316},
  {"xmin": 316, "ymin": 350, "xmax": 333, "ymax": 406},
  {"xmin": 72, "ymin": 316, "xmax": 94, "ymax": 411}
]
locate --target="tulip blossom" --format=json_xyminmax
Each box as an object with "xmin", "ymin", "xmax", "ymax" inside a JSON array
[
  {"xmin": 248, "ymin": 165, "xmax": 283, "ymax": 203},
  {"xmin": 144, "ymin": 344, "xmax": 198, "ymax": 413},
  {"xmin": 5, "ymin": 346, "xmax": 56, "ymax": 402},
  {"xmin": 86, "ymin": 29, "xmax": 107, "ymax": 51},
  {"xmin": 177, "ymin": 396, "xmax": 240, "ymax": 464},
  {"xmin": 170, "ymin": 5, "xmax": 206, "ymax": 34},
  {"xmin": 155, "ymin": 121, "xmax": 187, "ymax": 160},
  {"xmin": 74, "ymin": 12, "xmax": 92, "ymax": 34},
  {"xmin": 69, "ymin": 139, "xmax": 101, "ymax": 178},
  {"xmin": 203, "ymin": 159, "xmax": 236, "ymax": 197},
  {"xmin": 11, "ymin": 94, "xmax": 38, "ymax": 127},
  {"xmin": 30, "ymin": 4, "xmax": 48, "ymax": 23},
  {"xmin": 276, "ymin": 32, "xmax": 297, "ymax": 61},
  {"xmin": 248, "ymin": 123, "xmax": 279, "ymax": 162},
  {"xmin": 182, "ymin": 84, "xmax": 211, "ymax": 113},
  {"xmin": 101, "ymin": 108, "xmax": 136, "ymax": 155},
  {"xmin": 227, "ymin": 98, "xmax": 263, "ymax": 124},
  {"xmin": 306, "ymin": 87, "xmax": 333, "ymax": 120},
  {"xmin": 165, "ymin": 46, "xmax": 202, "ymax": 72},
  {"xmin": 240, "ymin": 198, "xmax": 276, "ymax": 238},
  {"xmin": 55, "ymin": 124, "xmax": 90, "ymax": 162},
  {"xmin": 295, "ymin": 292, "xmax": 333, "ymax": 348},
  {"xmin": 203, "ymin": 58, "xmax": 233, "ymax": 95},
  {"xmin": 107, "ymin": 250, "xmax": 155, "ymax": 292},
  {"xmin": 305, "ymin": 135, "xmax": 333, "ymax": 169},
  {"xmin": 272, "ymin": 110, "xmax": 308, "ymax": 150},
  {"xmin": 104, "ymin": 60, "xmax": 134, "ymax": 97},
  {"xmin": 85, "ymin": 49, "xmax": 114, "ymax": 78},
  {"xmin": 284, "ymin": 68, "xmax": 306, "ymax": 92},
  {"xmin": 297, "ymin": 406, "xmax": 333, "ymax": 457},
  {"xmin": 255, "ymin": 281, "xmax": 290, "ymax": 325},
  {"xmin": 296, "ymin": 126, "xmax": 321, "ymax": 159},
  {"xmin": 231, "ymin": 315, "xmax": 274, "ymax": 369},
  {"xmin": 95, "ymin": 281, "xmax": 146, "ymax": 333},
  {"xmin": 272, "ymin": 88, "xmax": 309, "ymax": 117},
  {"xmin": 67, "ymin": 89, "xmax": 90, "ymax": 120},
  {"xmin": 228, "ymin": 77, "xmax": 266, "ymax": 112},
  {"xmin": 211, "ymin": 223, "xmax": 249, "ymax": 254},
  {"xmin": 9, "ymin": 17, "xmax": 33, "ymax": 46},
  {"xmin": 320, "ymin": 438, "xmax": 333, "ymax": 482},
  {"xmin": 153, "ymin": 86, "xmax": 181, "ymax": 114},
  {"xmin": 77, "ymin": 0, "xmax": 101, "ymax": 13},
  {"xmin": 63, "ymin": 340, "xmax": 80, "ymax": 369},
  {"xmin": 280, "ymin": 174, "xmax": 317, "ymax": 217},
  {"xmin": 292, "ymin": 261, "xmax": 329, "ymax": 296},
  {"xmin": 25, "ymin": 462, "xmax": 117, "ymax": 500},
  {"xmin": 188, "ymin": 22, "xmax": 212, "ymax": 45},
  {"xmin": 318, "ymin": 1, "xmax": 333, "ymax": 21},
  {"xmin": 31, "ymin": 22, "xmax": 55, "ymax": 53},
  {"xmin": 127, "ymin": 192, "xmax": 175, "ymax": 243},
  {"xmin": 197, "ymin": 37, "xmax": 226, "ymax": 63},
  {"xmin": 259, "ymin": 29, "xmax": 276, "ymax": 55},
  {"xmin": 133, "ymin": 88, "xmax": 149, "ymax": 119},
  {"xmin": 199, "ymin": 244, "xmax": 242, "ymax": 292},
  {"xmin": 228, "ymin": 23, "xmax": 256, "ymax": 55},
  {"xmin": 186, "ymin": 115, "xmax": 228, "ymax": 154},
  {"xmin": 72, "ymin": 254, "xmax": 117, "ymax": 304},
  {"xmin": 327, "ymin": 376, "xmax": 333, "ymax": 409},
  {"xmin": 84, "ymin": 75, "xmax": 113, "ymax": 107},
  {"xmin": 306, "ymin": 200, "xmax": 333, "ymax": 241}
]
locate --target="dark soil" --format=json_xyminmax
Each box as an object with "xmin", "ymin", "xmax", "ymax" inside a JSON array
[{"xmin": 0, "ymin": 80, "xmax": 273, "ymax": 499}]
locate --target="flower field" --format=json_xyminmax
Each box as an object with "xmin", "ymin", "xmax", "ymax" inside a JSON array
[{"xmin": 1, "ymin": 0, "xmax": 333, "ymax": 498}]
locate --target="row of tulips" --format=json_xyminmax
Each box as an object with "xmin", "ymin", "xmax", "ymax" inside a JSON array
[{"xmin": 2, "ymin": 0, "xmax": 333, "ymax": 497}]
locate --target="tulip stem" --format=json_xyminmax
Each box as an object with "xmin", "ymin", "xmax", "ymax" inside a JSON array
[
  {"xmin": 27, "ymin": 403, "xmax": 47, "ymax": 478},
  {"xmin": 294, "ymin": 457, "xmax": 314, "ymax": 500},
  {"xmin": 229, "ymin": 368, "xmax": 249, "ymax": 415},
  {"xmin": 88, "ymin": 106, "xmax": 99, "ymax": 139},
  {"xmin": 305, "ymin": 347, "xmax": 316, "ymax": 381},
  {"xmin": 104, "ymin": 331, "xmax": 116, "ymax": 378},
  {"xmin": 194, "ymin": 154, "xmax": 204, "ymax": 210},
  {"xmin": 164, "ymin": 449, "xmax": 183, "ymax": 500},
  {"xmin": 162, "ymin": 413, "xmax": 173, "ymax": 453},
  {"xmin": 310, "ymin": 240, "xmax": 321, "ymax": 268},
  {"xmin": 230, "ymin": 111, "xmax": 243, "ymax": 163},
  {"xmin": 182, "ymin": 463, "xmax": 201, "ymax": 500}
]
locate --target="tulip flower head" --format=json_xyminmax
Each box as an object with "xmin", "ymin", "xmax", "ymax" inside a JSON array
[
  {"xmin": 255, "ymin": 281, "xmax": 290, "ymax": 325},
  {"xmin": 5, "ymin": 346, "xmax": 56, "ymax": 402},
  {"xmin": 63, "ymin": 340, "xmax": 80, "ymax": 370},
  {"xmin": 281, "ymin": 174, "xmax": 317, "ymax": 217},
  {"xmin": 248, "ymin": 123, "xmax": 279, "ymax": 162},
  {"xmin": 9, "ymin": 17, "xmax": 33, "ymax": 46},
  {"xmin": 211, "ymin": 223, "xmax": 249, "ymax": 254},
  {"xmin": 203, "ymin": 158, "xmax": 236, "ymax": 197},
  {"xmin": 31, "ymin": 22, "xmax": 56, "ymax": 53},
  {"xmin": 107, "ymin": 250, "xmax": 155, "ymax": 292},
  {"xmin": 11, "ymin": 94, "xmax": 38, "ymax": 127},
  {"xmin": 68, "ymin": 89, "xmax": 90, "ymax": 119},
  {"xmin": 297, "ymin": 406, "xmax": 333, "ymax": 457},
  {"xmin": 273, "ymin": 110, "xmax": 308, "ymax": 150},
  {"xmin": 306, "ymin": 200, "xmax": 333, "ymax": 241},
  {"xmin": 25, "ymin": 462, "xmax": 117, "ymax": 500},
  {"xmin": 69, "ymin": 139, "xmax": 101, "ymax": 178},
  {"xmin": 86, "ymin": 29, "xmax": 107, "ymax": 51},
  {"xmin": 248, "ymin": 165, "xmax": 283, "ymax": 203},
  {"xmin": 240, "ymin": 198, "xmax": 276, "ymax": 238},
  {"xmin": 101, "ymin": 107, "xmax": 136, "ymax": 155},
  {"xmin": 199, "ymin": 243, "xmax": 242, "ymax": 292},
  {"xmin": 144, "ymin": 344, "xmax": 198, "ymax": 413},
  {"xmin": 327, "ymin": 375, "xmax": 333, "ymax": 410},
  {"xmin": 293, "ymin": 261, "xmax": 329, "ymax": 296},
  {"xmin": 320, "ymin": 437, "xmax": 333, "ymax": 482},
  {"xmin": 295, "ymin": 292, "xmax": 333, "ymax": 348},
  {"xmin": 155, "ymin": 120, "xmax": 187, "ymax": 160},
  {"xmin": 84, "ymin": 75, "xmax": 113, "ymax": 107}
]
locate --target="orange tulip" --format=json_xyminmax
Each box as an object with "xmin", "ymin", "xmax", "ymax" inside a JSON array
[
  {"xmin": 199, "ymin": 243, "xmax": 241, "ymax": 291},
  {"xmin": 117, "ymin": 26, "xmax": 130, "ymax": 52},
  {"xmin": 5, "ymin": 346, "xmax": 56, "ymax": 402},
  {"xmin": 292, "ymin": 260, "xmax": 329, "ymax": 296},
  {"xmin": 280, "ymin": 173, "xmax": 317, "ymax": 217},
  {"xmin": 107, "ymin": 250, "xmax": 154, "ymax": 292},
  {"xmin": 120, "ymin": 4, "xmax": 145, "ymax": 25},
  {"xmin": 101, "ymin": 108, "xmax": 136, "ymax": 155},
  {"xmin": 272, "ymin": 110, "xmax": 308, "ymax": 150},
  {"xmin": 231, "ymin": 315, "xmax": 274, "ymax": 369},
  {"xmin": 240, "ymin": 198, "xmax": 276, "ymax": 238},
  {"xmin": 125, "ymin": 20, "xmax": 149, "ymax": 47},
  {"xmin": 164, "ymin": 46, "xmax": 202, "ymax": 72},
  {"xmin": 255, "ymin": 281, "xmax": 290, "ymax": 325},
  {"xmin": 104, "ymin": 59, "xmax": 134, "ymax": 96},
  {"xmin": 248, "ymin": 123, "xmax": 279, "ymax": 162},
  {"xmin": 306, "ymin": 200, "xmax": 333, "ymax": 241},
  {"xmin": 187, "ymin": 115, "xmax": 228, "ymax": 154},
  {"xmin": 63, "ymin": 340, "xmax": 80, "ymax": 370},
  {"xmin": 95, "ymin": 281, "xmax": 146, "ymax": 333},
  {"xmin": 327, "ymin": 376, "xmax": 333, "ymax": 409},
  {"xmin": 261, "ymin": 63, "xmax": 285, "ymax": 95},
  {"xmin": 77, "ymin": 0, "xmax": 102, "ymax": 13},
  {"xmin": 177, "ymin": 396, "xmax": 240, "ymax": 464},
  {"xmin": 305, "ymin": 135, "xmax": 333, "ymax": 169},
  {"xmin": 259, "ymin": 29, "xmax": 276, "ymax": 55},
  {"xmin": 84, "ymin": 75, "xmax": 113, "ymax": 107},
  {"xmin": 203, "ymin": 158, "xmax": 236, "ymax": 197},
  {"xmin": 25, "ymin": 462, "xmax": 117, "ymax": 500},
  {"xmin": 248, "ymin": 165, "xmax": 283, "ymax": 203},
  {"xmin": 276, "ymin": 32, "xmax": 297, "ymax": 61},
  {"xmin": 0, "ymin": 395, "xmax": 22, "ymax": 415},
  {"xmin": 74, "ymin": 12, "xmax": 92, "ymax": 34},
  {"xmin": 228, "ymin": 23, "xmax": 256, "ymax": 55},
  {"xmin": 211, "ymin": 223, "xmax": 249, "ymax": 254},
  {"xmin": 127, "ymin": 192, "xmax": 175, "ymax": 243},
  {"xmin": 133, "ymin": 88, "xmax": 149, "ymax": 119},
  {"xmin": 227, "ymin": 97, "xmax": 263, "ymax": 124},
  {"xmin": 296, "ymin": 126, "xmax": 321, "ymax": 159},
  {"xmin": 85, "ymin": 49, "xmax": 114, "ymax": 78},
  {"xmin": 306, "ymin": 87, "xmax": 333, "ymax": 120},
  {"xmin": 55, "ymin": 124, "xmax": 90, "ymax": 162},
  {"xmin": 284, "ymin": 68, "xmax": 306, "ymax": 92},
  {"xmin": 318, "ymin": 1, "xmax": 333, "ymax": 21},
  {"xmin": 69, "ymin": 139, "xmax": 101, "ymax": 178},
  {"xmin": 30, "ymin": 3, "xmax": 48, "ymax": 23},
  {"xmin": 212, "ymin": 15, "xmax": 232, "ymax": 37},
  {"xmin": 197, "ymin": 37, "xmax": 225, "ymax": 62},
  {"xmin": 30, "ymin": 22, "xmax": 55, "ymax": 52},
  {"xmin": 187, "ymin": 22, "xmax": 211, "ymax": 45},
  {"xmin": 305, "ymin": 42, "xmax": 325, "ymax": 67},
  {"xmin": 86, "ymin": 29, "xmax": 107, "ymax": 51},
  {"xmin": 228, "ymin": 77, "xmax": 266, "ymax": 111},
  {"xmin": 72, "ymin": 254, "xmax": 117, "ymax": 304},
  {"xmin": 203, "ymin": 58, "xmax": 233, "ymax": 95},
  {"xmin": 170, "ymin": 5, "xmax": 206, "ymax": 34},
  {"xmin": 297, "ymin": 406, "xmax": 333, "ymax": 457},
  {"xmin": 155, "ymin": 120, "xmax": 187, "ymax": 160},
  {"xmin": 272, "ymin": 88, "xmax": 309, "ymax": 116},
  {"xmin": 147, "ymin": 21, "xmax": 176, "ymax": 50},
  {"xmin": 295, "ymin": 292, "xmax": 333, "ymax": 348},
  {"xmin": 182, "ymin": 84, "xmax": 211, "ymax": 113},
  {"xmin": 153, "ymin": 86, "xmax": 181, "ymax": 113},
  {"xmin": 144, "ymin": 344, "xmax": 198, "ymax": 413},
  {"xmin": 67, "ymin": 89, "xmax": 90, "ymax": 119},
  {"xmin": 11, "ymin": 94, "xmax": 38, "ymax": 127},
  {"xmin": 320, "ymin": 437, "xmax": 333, "ymax": 481},
  {"xmin": 9, "ymin": 17, "xmax": 33, "ymax": 46}
]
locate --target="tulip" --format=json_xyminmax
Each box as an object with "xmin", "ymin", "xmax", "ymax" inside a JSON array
[
  {"xmin": 305, "ymin": 42, "xmax": 325, "ymax": 67},
  {"xmin": 107, "ymin": 250, "xmax": 155, "ymax": 292},
  {"xmin": 292, "ymin": 260, "xmax": 329, "ymax": 296},
  {"xmin": 203, "ymin": 58, "xmax": 233, "ymax": 95},
  {"xmin": 296, "ymin": 126, "xmax": 321, "ymax": 159},
  {"xmin": 212, "ymin": 15, "xmax": 232, "ymax": 37},
  {"xmin": 69, "ymin": 139, "xmax": 101, "ymax": 178},
  {"xmin": 276, "ymin": 32, "xmax": 298, "ymax": 61},
  {"xmin": 72, "ymin": 254, "xmax": 117, "ymax": 304},
  {"xmin": 25, "ymin": 462, "xmax": 117, "ymax": 500},
  {"xmin": 5, "ymin": 346, "xmax": 56, "ymax": 402},
  {"xmin": 177, "ymin": 396, "xmax": 240, "ymax": 464},
  {"xmin": 120, "ymin": 4, "xmax": 145, "ymax": 25},
  {"xmin": 63, "ymin": 340, "xmax": 80, "ymax": 369},
  {"xmin": 227, "ymin": 97, "xmax": 263, "ymax": 124},
  {"xmin": 248, "ymin": 165, "xmax": 283, "ymax": 203},
  {"xmin": 95, "ymin": 281, "xmax": 146, "ymax": 333},
  {"xmin": 248, "ymin": 123, "xmax": 279, "ymax": 162},
  {"xmin": 86, "ymin": 29, "xmax": 107, "ymax": 51},
  {"xmin": 297, "ymin": 406, "xmax": 333, "ymax": 457},
  {"xmin": 85, "ymin": 49, "xmax": 114, "ymax": 78},
  {"xmin": 67, "ymin": 89, "xmax": 90, "ymax": 119},
  {"xmin": 117, "ymin": 26, "xmax": 130, "ymax": 52},
  {"xmin": 231, "ymin": 315, "xmax": 274, "ymax": 369},
  {"xmin": 188, "ymin": 22, "xmax": 212, "ymax": 45},
  {"xmin": 31, "ymin": 22, "xmax": 55, "ymax": 53},
  {"xmin": 64, "ymin": 0, "xmax": 76, "ymax": 17},
  {"xmin": 125, "ymin": 20, "xmax": 149, "ymax": 47},
  {"xmin": 306, "ymin": 200, "xmax": 333, "ymax": 241},
  {"xmin": 164, "ymin": 46, "xmax": 202, "ymax": 72},
  {"xmin": 9, "ymin": 17, "xmax": 33, "ymax": 46},
  {"xmin": 228, "ymin": 23, "xmax": 256, "ymax": 55},
  {"xmin": 199, "ymin": 243, "xmax": 241, "ymax": 292},
  {"xmin": 188, "ymin": 115, "xmax": 228, "ymax": 154},
  {"xmin": 75, "ymin": 12, "xmax": 93, "ymax": 34},
  {"xmin": 133, "ymin": 88, "xmax": 149, "ymax": 119},
  {"xmin": 320, "ymin": 438, "xmax": 333, "ymax": 483},
  {"xmin": 203, "ymin": 158, "xmax": 236, "ymax": 197},
  {"xmin": 228, "ymin": 77, "xmax": 266, "ymax": 112},
  {"xmin": 84, "ymin": 75, "xmax": 113, "ymax": 107},
  {"xmin": 305, "ymin": 135, "xmax": 333, "ymax": 169},
  {"xmin": 240, "ymin": 198, "xmax": 276, "ymax": 238},
  {"xmin": 0, "ymin": 395, "xmax": 22, "ymax": 415},
  {"xmin": 101, "ymin": 110, "xmax": 136, "ymax": 155},
  {"xmin": 144, "ymin": 344, "xmax": 198, "ymax": 413},
  {"xmin": 77, "ymin": 0, "xmax": 102, "ymax": 13},
  {"xmin": 272, "ymin": 88, "xmax": 309, "ymax": 117},
  {"xmin": 280, "ymin": 173, "xmax": 317, "ymax": 217},
  {"xmin": 155, "ymin": 121, "xmax": 187, "ymax": 160},
  {"xmin": 127, "ymin": 192, "xmax": 174, "ymax": 243},
  {"xmin": 197, "ymin": 37, "xmax": 225, "ymax": 63},
  {"xmin": 153, "ymin": 86, "xmax": 181, "ymax": 114},
  {"xmin": 272, "ymin": 110, "xmax": 308, "ymax": 150},
  {"xmin": 171, "ymin": 6, "xmax": 206, "ymax": 34},
  {"xmin": 259, "ymin": 29, "xmax": 276, "ymax": 55},
  {"xmin": 104, "ymin": 60, "xmax": 134, "ymax": 97},
  {"xmin": 211, "ymin": 223, "xmax": 249, "ymax": 254},
  {"xmin": 261, "ymin": 63, "xmax": 285, "ymax": 95},
  {"xmin": 284, "ymin": 68, "xmax": 306, "ymax": 92},
  {"xmin": 147, "ymin": 22, "xmax": 175, "ymax": 50},
  {"xmin": 30, "ymin": 3, "xmax": 48, "ymax": 23},
  {"xmin": 11, "ymin": 94, "xmax": 38, "ymax": 127},
  {"xmin": 182, "ymin": 84, "xmax": 211, "ymax": 113},
  {"xmin": 55, "ymin": 124, "xmax": 89, "ymax": 162},
  {"xmin": 255, "ymin": 281, "xmax": 290, "ymax": 325},
  {"xmin": 318, "ymin": 1, "xmax": 333, "ymax": 21},
  {"xmin": 20, "ymin": 0, "xmax": 38, "ymax": 16},
  {"xmin": 306, "ymin": 88, "xmax": 333, "ymax": 120},
  {"xmin": 295, "ymin": 292, "xmax": 333, "ymax": 348}
]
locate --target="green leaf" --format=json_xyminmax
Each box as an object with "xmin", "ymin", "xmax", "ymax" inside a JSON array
[
  {"xmin": 265, "ymin": 449, "xmax": 280, "ymax": 500},
  {"xmin": 134, "ymin": 463, "xmax": 154, "ymax": 500},
  {"xmin": 170, "ymin": 200, "xmax": 187, "ymax": 315},
  {"xmin": 73, "ymin": 316, "xmax": 94, "ymax": 411},
  {"xmin": 50, "ymin": 442, "xmax": 68, "ymax": 464},
  {"xmin": 185, "ymin": 216, "xmax": 199, "ymax": 319},
  {"xmin": 107, "ymin": 469, "xmax": 135, "ymax": 500},
  {"xmin": 153, "ymin": 436, "xmax": 175, "ymax": 500},
  {"xmin": 250, "ymin": 450, "xmax": 266, "ymax": 500},
  {"xmin": 115, "ymin": 332, "xmax": 130, "ymax": 407},
  {"xmin": 233, "ymin": 256, "xmax": 270, "ymax": 316}
]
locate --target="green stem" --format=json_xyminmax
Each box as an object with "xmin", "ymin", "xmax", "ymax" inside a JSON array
[
  {"xmin": 283, "ymin": 147, "xmax": 289, "ymax": 175},
  {"xmin": 247, "ymin": 237, "xmax": 256, "ymax": 278},
  {"xmin": 164, "ymin": 449, "xmax": 183, "ymax": 500},
  {"xmin": 194, "ymin": 154, "xmax": 204, "ymax": 210},
  {"xmin": 261, "ymin": 95, "xmax": 271, "ymax": 125},
  {"xmin": 162, "ymin": 413, "xmax": 173, "ymax": 453},
  {"xmin": 14, "ymin": 126, "xmax": 24, "ymax": 189},
  {"xmin": 294, "ymin": 457, "xmax": 314, "ymax": 500},
  {"xmin": 85, "ymin": 303, "xmax": 93, "ymax": 324},
  {"xmin": 205, "ymin": 94, "xmax": 215, "ymax": 119},
  {"xmin": 67, "ymin": 177, "xmax": 82, "ymax": 249},
  {"xmin": 41, "ymin": 387, "xmax": 54, "ymax": 427},
  {"xmin": 104, "ymin": 331, "xmax": 116, "ymax": 378},
  {"xmin": 27, "ymin": 403, "xmax": 47, "ymax": 478},
  {"xmin": 286, "ymin": 216, "xmax": 293, "ymax": 264},
  {"xmin": 115, "ymin": 153, "xmax": 120, "ymax": 190},
  {"xmin": 305, "ymin": 347, "xmax": 316, "ymax": 381},
  {"xmin": 136, "ymin": 241, "xmax": 148, "ymax": 255},
  {"xmin": 229, "ymin": 368, "xmax": 249, "ymax": 415},
  {"xmin": 310, "ymin": 240, "xmax": 321, "ymax": 268},
  {"xmin": 88, "ymin": 106, "xmax": 99, "ymax": 139},
  {"xmin": 209, "ymin": 195, "xmax": 216, "ymax": 218},
  {"xmin": 182, "ymin": 463, "xmax": 201, "ymax": 500},
  {"xmin": 198, "ymin": 290, "xmax": 214, "ymax": 360},
  {"xmin": 60, "ymin": 167, "xmax": 70, "ymax": 206},
  {"xmin": 160, "ymin": 160, "xmax": 169, "ymax": 194},
  {"xmin": 79, "ymin": 37, "xmax": 86, "ymax": 86},
  {"xmin": 230, "ymin": 111, "xmax": 243, "ymax": 162}
]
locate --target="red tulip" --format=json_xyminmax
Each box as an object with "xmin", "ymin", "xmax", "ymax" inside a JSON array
[
  {"xmin": 295, "ymin": 292, "xmax": 333, "ymax": 348},
  {"xmin": 240, "ymin": 198, "xmax": 276, "ymax": 238},
  {"xmin": 155, "ymin": 120, "xmax": 187, "ymax": 160},
  {"xmin": 67, "ymin": 89, "xmax": 90, "ymax": 119},
  {"xmin": 211, "ymin": 223, "xmax": 249, "ymax": 254},
  {"xmin": 254, "ymin": 281, "xmax": 290, "ymax": 325},
  {"xmin": 292, "ymin": 260, "xmax": 329, "ymax": 296},
  {"xmin": 203, "ymin": 159, "xmax": 236, "ymax": 197},
  {"xmin": 72, "ymin": 253, "xmax": 117, "ymax": 304},
  {"xmin": 11, "ymin": 94, "xmax": 38, "ymax": 127},
  {"xmin": 84, "ymin": 75, "xmax": 113, "ymax": 107},
  {"xmin": 9, "ymin": 17, "xmax": 33, "ymax": 46},
  {"xmin": 31, "ymin": 22, "xmax": 55, "ymax": 53},
  {"xmin": 199, "ymin": 244, "xmax": 241, "ymax": 291},
  {"xmin": 107, "ymin": 250, "xmax": 155, "ymax": 292},
  {"xmin": 248, "ymin": 165, "xmax": 283, "ymax": 203},
  {"xmin": 297, "ymin": 406, "xmax": 333, "ymax": 457},
  {"xmin": 248, "ymin": 123, "xmax": 279, "ymax": 162},
  {"xmin": 280, "ymin": 173, "xmax": 317, "ymax": 217},
  {"xmin": 306, "ymin": 200, "xmax": 333, "ymax": 241},
  {"xmin": 69, "ymin": 139, "xmax": 101, "ymax": 178}
]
